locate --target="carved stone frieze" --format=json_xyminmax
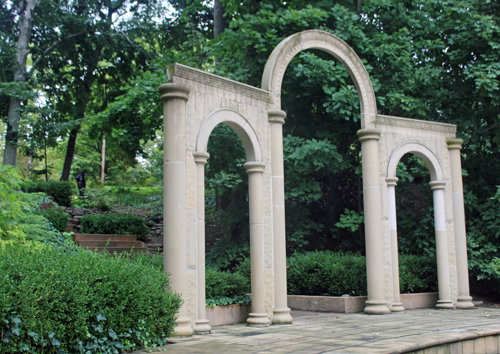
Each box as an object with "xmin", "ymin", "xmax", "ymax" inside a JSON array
[
  {"xmin": 167, "ymin": 63, "xmax": 271, "ymax": 103},
  {"xmin": 376, "ymin": 115, "xmax": 456, "ymax": 135}
]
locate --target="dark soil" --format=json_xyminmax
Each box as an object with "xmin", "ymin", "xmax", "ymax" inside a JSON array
[{"xmin": 471, "ymin": 293, "xmax": 500, "ymax": 309}]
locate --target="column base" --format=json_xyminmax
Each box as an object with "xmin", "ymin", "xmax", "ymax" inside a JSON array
[
  {"xmin": 247, "ymin": 313, "xmax": 270, "ymax": 326},
  {"xmin": 173, "ymin": 317, "xmax": 194, "ymax": 337},
  {"xmin": 455, "ymin": 296, "xmax": 474, "ymax": 309},
  {"xmin": 193, "ymin": 319, "xmax": 212, "ymax": 334},
  {"xmin": 391, "ymin": 302, "xmax": 405, "ymax": 312},
  {"xmin": 272, "ymin": 307, "xmax": 293, "ymax": 324},
  {"xmin": 436, "ymin": 300, "xmax": 455, "ymax": 309},
  {"xmin": 364, "ymin": 300, "xmax": 391, "ymax": 315}
]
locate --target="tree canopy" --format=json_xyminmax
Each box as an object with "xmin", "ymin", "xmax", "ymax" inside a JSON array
[{"xmin": 1, "ymin": 0, "xmax": 500, "ymax": 290}]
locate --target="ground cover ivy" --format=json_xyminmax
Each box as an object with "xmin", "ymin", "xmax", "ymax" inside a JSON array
[{"xmin": 0, "ymin": 247, "xmax": 181, "ymax": 353}]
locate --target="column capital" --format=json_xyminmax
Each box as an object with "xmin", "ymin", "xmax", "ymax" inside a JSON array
[
  {"xmin": 244, "ymin": 161, "xmax": 266, "ymax": 174},
  {"xmin": 159, "ymin": 83, "xmax": 190, "ymax": 102},
  {"xmin": 268, "ymin": 110, "xmax": 286, "ymax": 125},
  {"xmin": 447, "ymin": 138, "xmax": 463, "ymax": 150},
  {"xmin": 357, "ymin": 128, "xmax": 381, "ymax": 142},
  {"xmin": 193, "ymin": 151, "xmax": 209, "ymax": 165},
  {"xmin": 385, "ymin": 177, "xmax": 399, "ymax": 187},
  {"xmin": 429, "ymin": 181, "xmax": 446, "ymax": 190}
]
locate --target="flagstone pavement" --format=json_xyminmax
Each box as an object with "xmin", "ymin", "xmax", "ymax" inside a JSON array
[{"xmin": 132, "ymin": 308, "xmax": 500, "ymax": 354}]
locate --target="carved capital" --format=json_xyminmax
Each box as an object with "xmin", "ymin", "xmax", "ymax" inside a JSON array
[
  {"xmin": 385, "ymin": 177, "xmax": 399, "ymax": 187},
  {"xmin": 268, "ymin": 110, "xmax": 286, "ymax": 125},
  {"xmin": 193, "ymin": 151, "xmax": 210, "ymax": 165},
  {"xmin": 244, "ymin": 162, "xmax": 266, "ymax": 174},
  {"xmin": 159, "ymin": 83, "xmax": 190, "ymax": 102},
  {"xmin": 429, "ymin": 181, "xmax": 446, "ymax": 190},
  {"xmin": 357, "ymin": 128, "xmax": 381, "ymax": 142},
  {"xmin": 446, "ymin": 138, "xmax": 463, "ymax": 150}
]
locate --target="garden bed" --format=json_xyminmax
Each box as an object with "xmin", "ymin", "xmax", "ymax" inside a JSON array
[
  {"xmin": 287, "ymin": 293, "xmax": 439, "ymax": 313},
  {"xmin": 206, "ymin": 304, "xmax": 252, "ymax": 327}
]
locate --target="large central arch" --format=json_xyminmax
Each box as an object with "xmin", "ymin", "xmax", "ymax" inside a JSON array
[
  {"xmin": 261, "ymin": 30, "xmax": 377, "ymax": 128},
  {"xmin": 262, "ymin": 30, "xmax": 390, "ymax": 315}
]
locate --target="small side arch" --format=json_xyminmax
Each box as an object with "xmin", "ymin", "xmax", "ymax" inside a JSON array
[
  {"xmin": 387, "ymin": 141, "xmax": 444, "ymax": 181},
  {"xmin": 195, "ymin": 108, "xmax": 263, "ymax": 162}
]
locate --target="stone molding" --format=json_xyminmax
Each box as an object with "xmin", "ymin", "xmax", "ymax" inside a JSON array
[
  {"xmin": 261, "ymin": 30, "xmax": 377, "ymax": 128},
  {"xmin": 167, "ymin": 63, "xmax": 271, "ymax": 103},
  {"xmin": 446, "ymin": 138, "xmax": 463, "ymax": 150},
  {"xmin": 376, "ymin": 115, "xmax": 456, "ymax": 135}
]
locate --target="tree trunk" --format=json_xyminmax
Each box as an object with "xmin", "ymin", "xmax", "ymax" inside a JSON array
[
  {"xmin": 59, "ymin": 42, "xmax": 103, "ymax": 180},
  {"xmin": 356, "ymin": 0, "xmax": 362, "ymax": 14},
  {"xmin": 214, "ymin": 0, "xmax": 228, "ymax": 38},
  {"xmin": 3, "ymin": 0, "xmax": 40, "ymax": 166},
  {"xmin": 60, "ymin": 127, "xmax": 79, "ymax": 180}
]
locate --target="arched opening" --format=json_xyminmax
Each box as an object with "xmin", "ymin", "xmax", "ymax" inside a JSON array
[
  {"xmin": 193, "ymin": 108, "xmax": 269, "ymax": 330},
  {"xmin": 262, "ymin": 29, "xmax": 389, "ymax": 315},
  {"xmin": 386, "ymin": 142, "xmax": 454, "ymax": 310}
]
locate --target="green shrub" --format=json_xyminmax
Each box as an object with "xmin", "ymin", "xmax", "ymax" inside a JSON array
[
  {"xmin": 36, "ymin": 207, "xmax": 70, "ymax": 233},
  {"xmin": 81, "ymin": 214, "xmax": 150, "ymax": 240},
  {"xmin": 0, "ymin": 166, "xmax": 65, "ymax": 248},
  {"xmin": 25, "ymin": 181, "xmax": 74, "ymax": 206},
  {"xmin": 399, "ymin": 254, "xmax": 438, "ymax": 293},
  {"xmin": 287, "ymin": 251, "xmax": 367, "ymax": 296},
  {"xmin": 287, "ymin": 251, "xmax": 438, "ymax": 297},
  {"xmin": 0, "ymin": 246, "xmax": 181, "ymax": 353},
  {"xmin": 206, "ymin": 295, "xmax": 251, "ymax": 307},
  {"xmin": 205, "ymin": 268, "xmax": 250, "ymax": 299}
]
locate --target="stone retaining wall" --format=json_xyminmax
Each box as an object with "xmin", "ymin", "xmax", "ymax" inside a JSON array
[{"xmin": 62, "ymin": 207, "xmax": 163, "ymax": 254}]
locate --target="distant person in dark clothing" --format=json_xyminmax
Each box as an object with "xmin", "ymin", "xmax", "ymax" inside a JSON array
[{"xmin": 75, "ymin": 169, "xmax": 87, "ymax": 197}]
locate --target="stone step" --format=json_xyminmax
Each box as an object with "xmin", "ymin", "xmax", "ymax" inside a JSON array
[
  {"xmin": 73, "ymin": 234, "xmax": 137, "ymax": 242},
  {"xmin": 77, "ymin": 240, "xmax": 144, "ymax": 248},
  {"xmin": 85, "ymin": 247, "xmax": 147, "ymax": 254}
]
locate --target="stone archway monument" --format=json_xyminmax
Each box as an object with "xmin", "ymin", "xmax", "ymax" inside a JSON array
[{"xmin": 160, "ymin": 30, "xmax": 474, "ymax": 336}]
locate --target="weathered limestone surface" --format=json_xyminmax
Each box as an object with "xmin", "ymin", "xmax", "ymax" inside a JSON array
[{"xmin": 161, "ymin": 29, "xmax": 471, "ymax": 335}]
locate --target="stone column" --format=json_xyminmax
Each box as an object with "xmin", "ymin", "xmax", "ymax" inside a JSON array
[
  {"xmin": 245, "ymin": 162, "xmax": 270, "ymax": 326},
  {"xmin": 429, "ymin": 181, "xmax": 455, "ymax": 309},
  {"xmin": 268, "ymin": 110, "xmax": 293, "ymax": 324},
  {"xmin": 447, "ymin": 139, "xmax": 474, "ymax": 309},
  {"xmin": 159, "ymin": 83, "xmax": 193, "ymax": 336},
  {"xmin": 193, "ymin": 152, "xmax": 212, "ymax": 333},
  {"xmin": 357, "ymin": 129, "xmax": 390, "ymax": 315},
  {"xmin": 386, "ymin": 177, "xmax": 404, "ymax": 312}
]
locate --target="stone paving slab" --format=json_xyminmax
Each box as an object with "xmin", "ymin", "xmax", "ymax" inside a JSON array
[{"xmin": 132, "ymin": 308, "xmax": 500, "ymax": 354}]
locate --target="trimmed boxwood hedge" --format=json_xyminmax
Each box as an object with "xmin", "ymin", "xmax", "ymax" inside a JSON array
[
  {"xmin": 0, "ymin": 246, "xmax": 181, "ymax": 353},
  {"xmin": 80, "ymin": 213, "xmax": 150, "ymax": 240},
  {"xmin": 25, "ymin": 181, "xmax": 74, "ymax": 206},
  {"xmin": 286, "ymin": 251, "xmax": 437, "ymax": 296}
]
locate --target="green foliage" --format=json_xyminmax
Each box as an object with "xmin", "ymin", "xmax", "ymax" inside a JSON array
[
  {"xmin": 287, "ymin": 251, "xmax": 437, "ymax": 296},
  {"xmin": 335, "ymin": 209, "xmax": 364, "ymax": 233},
  {"xmin": 25, "ymin": 180, "xmax": 74, "ymax": 206},
  {"xmin": 205, "ymin": 268, "xmax": 251, "ymax": 299},
  {"xmin": 0, "ymin": 246, "xmax": 181, "ymax": 353},
  {"xmin": 73, "ymin": 187, "xmax": 117, "ymax": 211},
  {"xmin": 395, "ymin": 155, "xmax": 436, "ymax": 256},
  {"xmin": 399, "ymin": 254, "xmax": 438, "ymax": 294},
  {"xmin": 206, "ymin": 295, "xmax": 251, "ymax": 307},
  {"xmin": 36, "ymin": 207, "xmax": 69, "ymax": 233},
  {"xmin": 465, "ymin": 185, "xmax": 500, "ymax": 291},
  {"xmin": 287, "ymin": 251, "xmax": 367, "ymax": 296},
  {"xmin": 0, "ymin": 165, "xmax": 61, "ymax": 248},
  {"xmin": 80, "ymin": 214, "xmax": 150, "ymax": 241}
]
